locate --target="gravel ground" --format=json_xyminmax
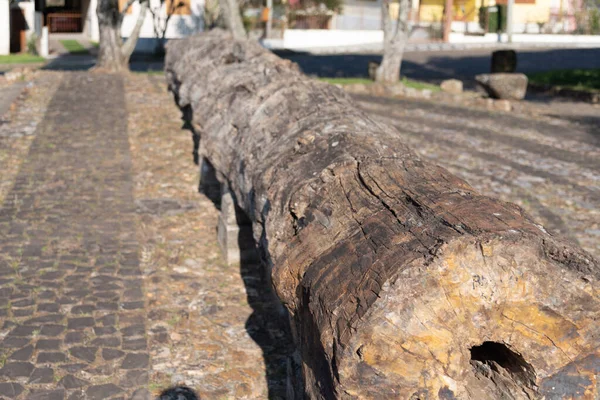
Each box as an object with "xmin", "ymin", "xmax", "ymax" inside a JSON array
[
  {"xmin": 355, "ymin": 94, "xmax": 600, "ymax": 259},
  {"xmin": 125, "ymin": 74, "xmax": 296, "ymax": 399}
]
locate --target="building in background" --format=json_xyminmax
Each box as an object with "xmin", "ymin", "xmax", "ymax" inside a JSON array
[
  {"xmin": 2, "ymin": 0, "xmax": 597, "ymax": 56},
  {"xmin": 114, "ymin": 0, "xmax": 205, "ymax": 52},
  {"xmin": 3, "ymin": 0, "xmax": 205, "ymax": 55},
  {"xmin": 1, "ymin": 0, "xmax": 9, "ymax": 54},
  {"xmin": 333, "ymin": 0, "xmax": 589, "ymax": 34}
]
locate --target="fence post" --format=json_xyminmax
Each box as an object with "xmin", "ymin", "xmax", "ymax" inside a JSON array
[
  {"xmin": 506, "ymin": 0, "xmax": 514, "ymax": 42},
  {"xmin": 40, "ymin": 25, "xmax": 48, "ymax": 57}
]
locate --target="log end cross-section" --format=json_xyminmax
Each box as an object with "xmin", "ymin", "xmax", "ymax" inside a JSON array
[{"xmin": 165, "ymin": 30, "xmax": 600, "ymax": 399}]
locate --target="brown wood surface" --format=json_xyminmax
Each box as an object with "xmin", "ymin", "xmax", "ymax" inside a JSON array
[{"xmin": 165, "ymin": 30, "xmax": 600, "ymax": 399}]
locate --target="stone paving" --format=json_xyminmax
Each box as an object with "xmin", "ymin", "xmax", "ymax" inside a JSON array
[
  {"xmin": 0, "ymin": 83, "xmax": 27, "ymax": 122},
  {"xmin": 0, "ymin": 74, "xmax": 59, "ymax": 205},
  {"xmin": 0, "ymin": 73, "xmax": 150, "ymax": 399},
  {"xmin": 0, "ymin": 70, "xmax": 598, "ymax": 400}
]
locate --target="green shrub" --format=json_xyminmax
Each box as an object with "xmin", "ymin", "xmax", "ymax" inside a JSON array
[
  {"xmin": 479, "ymin": 5, "xmax": 506, "ymax": 33},
  {"xmin": 590, "ymin": 8, "xmax": 600, "ymax": 34},
  {"xmin": 27, "ymin": 34, "xmax": 38, "ymax": 56}
]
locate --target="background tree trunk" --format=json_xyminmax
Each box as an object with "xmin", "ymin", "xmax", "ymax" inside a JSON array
[
  {"xmin": 96, "ymin": 0, "xmax": 147, "ymax": 71},
  {"xmin": 165, "ymin": 31, "xmax": 600, "ymax": 399},
  {"xmin": 218, "ymin": 0, "xmax": 246, "ymax": 38},
  {"xmin": 96, "ymin": 0, "xmax": 126, "ymax": 71},
  {"xmin": 121, "ymin": 0, "xmax": 148, "ymax": 60},
  {"xmin": 376, "ymin": 0, "xmax": 410, "ymax": 83}
]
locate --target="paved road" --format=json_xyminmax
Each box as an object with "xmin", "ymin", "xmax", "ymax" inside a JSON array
[
  {"xmin": 0, "ymin": 74, "xmax": 150, "ymax": 399},
  {"xmin": 277, "ymin": 47, "xmax": 600, "ymax": 87}
]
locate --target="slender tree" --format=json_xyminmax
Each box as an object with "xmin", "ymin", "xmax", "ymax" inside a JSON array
[
  {"xmin": 219, "ymin": 0, "xmax": 246, "ymax": 38},
  {"xmin": 149, "ymin": 0, "xmax": 184, "ymax": 54},
  {"xmin": 203, "ymin": 0, "xmax": 222, "ymax": 29},
  {"xmin": 376, "ymin": 0, "xmax": 410, "ymax": 83},
  {"xmin": 96, "ymin": 0, "xmax": 148, "ymax": 71}
]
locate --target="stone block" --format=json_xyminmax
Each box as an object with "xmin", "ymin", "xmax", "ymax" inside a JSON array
[
  {"xmin": 475, "ymin": 73, "xmax": 528, "ymax": 100},
  {"xmin": 440, "ymin": 79, "xmax": 463, "ymax": 94},
  {"xmin": 493, "ymin": 99, "xmax": 512, "ymax": 112},
  {"xmin": 217, "ymin": 186, "xmax": 258, "ymax": 266}
]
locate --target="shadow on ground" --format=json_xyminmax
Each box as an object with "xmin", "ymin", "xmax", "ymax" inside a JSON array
[
  {"xmin": 42, "ymin": 53, "xmax": 165, "ymax": 72},
  {"xmin": 546, "ymin": 113, "xmax": 600, "ymax": 143},
  {"xmin": 275, "ymin": 47, "xmax": 600, "ymax": 90},
  {"xmin": 198, "ymin": 162, "xmax": 302, "ymax": 399},
  {"xmin": 40, "ymin": 47, "xmax": 600, "ymax": 94},
  {"xmin": 238, "ymin": 219, "xmax": 302, "ymax": 399}
]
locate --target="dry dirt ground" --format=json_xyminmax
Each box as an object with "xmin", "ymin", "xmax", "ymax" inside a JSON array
[{"xmin": 0, "ymin": 71, "xmax": 597, "ymax": 399}]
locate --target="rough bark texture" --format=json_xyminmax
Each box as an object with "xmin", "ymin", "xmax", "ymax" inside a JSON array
[
  {"xmin": 96, "ymin": 0, "xmax": 147, "ymax": 71},
  {"xmin": 218, "ymin": 0, "xmax": 245, "ymax": 39},
  {"xmin": 376, "ymin": 0, "xmax": 409, "ymax": 83},
  {"xmin": 165, "ymin": 30, "xmax": 600, "ymax": 399},
  {"xmin": 121, "ymin": 0, "xmax": 148, "ymax": 59},
  {"xmin": 96, "ymin": 0, "xmax": 126, "ymax": 71}
]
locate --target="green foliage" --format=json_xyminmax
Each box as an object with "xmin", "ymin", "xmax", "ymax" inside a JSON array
[
  {"xmin": 319, "ymin": 77, "xmax": 372, "ymax": 85},
  {"xmin": 0, "ymin": 54, "xmax": 46, "ymax": 64},
  {"xmin": 527, "ymin": 69, "xmax": 600, "ymax": 91},
  {"xmin": 590, "ymin": 8, "xmax": 600, "ymax": 34},
  {"xmin": 319, "ymin": 77, "xmax": 441, "ymax": 92},
  {"xmin": 575, "ymin": 7, "xmax": 600, "ymax": 34},
  {"xmin": 400, "ymin": 77, "xmax": 441, "ymax": 92},
  {"xmin": 59, "ymin": 40, "xmax": 89, "ymax": 54},
  {"xmin": 295, "ymin": 0, "xmax": 342, "ymax": 12},
  {"xmin": 479, "ymin": 5, "xmax": 506, "ymax": 33},
  {"xmin": 242, "ymin": 14, "xmax": 260, "ymax": 32},
  {"xmin": 321, "ymin": 0, "xmax": 342, "ymax": 12},
  {"xmin": 27, "ymin": 34, "xmax": 38, "ymax": 56}
]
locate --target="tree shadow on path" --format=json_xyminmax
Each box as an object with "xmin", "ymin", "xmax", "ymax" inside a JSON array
[{"xmin": 199, "ymin": 163, "xmax": 302, "ymax": 399}]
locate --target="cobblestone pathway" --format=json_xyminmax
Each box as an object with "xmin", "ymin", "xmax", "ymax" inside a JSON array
[{"xmin": 0, "ymin": 73, "xmax": 150, "ymax": 399}]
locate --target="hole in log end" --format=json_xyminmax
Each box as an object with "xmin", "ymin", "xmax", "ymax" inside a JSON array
[{"xmin": 470, "ymin": 341, "xmax": 537, "ymax": 395}]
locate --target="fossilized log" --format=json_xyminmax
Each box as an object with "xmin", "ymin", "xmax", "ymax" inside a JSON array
[{"xmin": 165, "ymin": 30, "xmax": 600, "ymax": 399}]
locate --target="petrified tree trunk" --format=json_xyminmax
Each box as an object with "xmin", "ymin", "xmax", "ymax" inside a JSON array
[
  {"xmin": 377, "ymin": 0, "xmax": 409, "ymax": 83},
  {"xmin": 165, "ymin": 30, "xmax": 600, "ymax": 399}
]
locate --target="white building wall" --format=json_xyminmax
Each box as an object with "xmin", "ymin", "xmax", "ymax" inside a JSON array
[
  {"xmin": 120, "ymin": 0, "xmax": 204, "ymax": 52},
  {"xmin": 0, "ymin": 0, "xmax": 10, "ymax": 55},
  {"xmin": 80, "ymin": 0, "xmax": 203, "ymax": 50},
  {"xmin": 335, "ymin": 0, "xmax": 381, "ymax": 30},
  {"xmin": 283, "ymin": 29, "xmax": 383, "ymax": 48},
  {"xmin": 86, "ymin": 0, "xmax": 100, "ymax": 42},
  {"xmin": 18, "ymin": 1, "xmax": 36, "ymax": 38}
]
